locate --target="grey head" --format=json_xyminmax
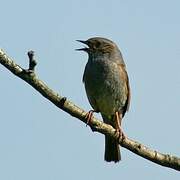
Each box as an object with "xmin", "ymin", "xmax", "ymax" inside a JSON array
[{"xmin": 76, "ymin": 37, "xmax": 124, "ymax": 64}]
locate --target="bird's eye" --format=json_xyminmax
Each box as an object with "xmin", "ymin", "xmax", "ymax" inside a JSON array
[{"xmin": 94, "ymin": 41, "xmax": 101, "ymax": 49}]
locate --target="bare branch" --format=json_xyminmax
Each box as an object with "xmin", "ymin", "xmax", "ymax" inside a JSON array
[{"xmin": 0, "ymin": 49, "xmax": 180, "ymax": 171}]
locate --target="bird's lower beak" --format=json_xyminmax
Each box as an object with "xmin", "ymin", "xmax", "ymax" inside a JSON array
[{"xmin": 76, "ymin": 40, "xmax": 89, "ymax": 51}]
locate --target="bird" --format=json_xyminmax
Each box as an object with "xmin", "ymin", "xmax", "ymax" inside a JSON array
[{"xmin": 76, "ymin": 37, "xmax": 130, "ymax": 163}]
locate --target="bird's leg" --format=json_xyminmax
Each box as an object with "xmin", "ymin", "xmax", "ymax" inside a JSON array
[
  {"xmin": 115, "ymin": 112, "xmax": 125, "ymax": 139},
  {"xmin": 85, "ymin": 109, "xmax": 98, "ymax": 126}
]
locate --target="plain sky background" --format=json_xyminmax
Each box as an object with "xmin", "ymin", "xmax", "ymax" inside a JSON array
[{"xmin": 0, "ymin": 0, "xmax": 180, "ymax": 179}]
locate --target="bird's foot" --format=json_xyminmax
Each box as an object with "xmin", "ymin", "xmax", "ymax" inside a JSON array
[
  {"xmin": 115, "ymin": 111, "xmax": 125, "ymax": 140},
  {"xmin": 85, "ymin": 110, "xmax": 95, "ymax": 126},
  {"xmin": 85, "ymin": 109, "xmax": 99, "ymax": 126},
  {"xmin": 115, "ymin": 127, "xmax": 125, "ymax": 140}
]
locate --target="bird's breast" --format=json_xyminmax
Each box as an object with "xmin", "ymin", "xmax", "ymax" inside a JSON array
[{"xmin": 83, "ymin": 59, "xmax": 127, "ymax": 115}]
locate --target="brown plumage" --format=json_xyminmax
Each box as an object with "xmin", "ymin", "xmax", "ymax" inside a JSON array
[{"xmin": 77, "ymin": 37, "xmax": 130, "ymax": 162}]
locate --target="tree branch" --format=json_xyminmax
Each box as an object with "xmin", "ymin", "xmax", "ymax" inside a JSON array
[{"xmin": 0, "ymin": 49, "xmax": 180, "ymax": 171}]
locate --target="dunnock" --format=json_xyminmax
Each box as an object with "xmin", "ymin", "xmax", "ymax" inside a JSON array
[{"xmin": 77, "ymin": 37, "xmax": 130, "ymax": 162}]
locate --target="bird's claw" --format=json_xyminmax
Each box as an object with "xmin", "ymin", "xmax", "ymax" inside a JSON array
[
  {"xmin": 115, "ymin": 127, "xmax": 125, "ymax": 140},
  {"xmin": 85, "ymin": 110, "xmax": 95, "ymax": 126}
]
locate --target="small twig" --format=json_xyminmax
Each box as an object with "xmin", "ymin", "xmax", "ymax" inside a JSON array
[
  {"xmin": 59, "ymin": 97, "xmax": 67, "ymax": 107},
  {"xmin": 0, "ymin": 48, "xmax": 180, "ymax": 171},
  {"xmin": 27, "ymin": 50, "xmax": 37, "ymax": 72}
]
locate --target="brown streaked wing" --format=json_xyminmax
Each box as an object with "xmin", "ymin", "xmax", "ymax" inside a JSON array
[{"xmin": 118, "ymin": 64, "xmax": 131, "ymax": 117}]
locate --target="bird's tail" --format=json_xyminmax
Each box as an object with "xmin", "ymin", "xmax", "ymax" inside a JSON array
[{"xmin": 102, "ymin": 114, "xmax": 121, "ymax": 162}]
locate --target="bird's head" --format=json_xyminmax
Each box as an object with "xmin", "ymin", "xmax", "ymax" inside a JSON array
[{"xmin": 76, "ymin": 37, "xmax": 118, "ymax": 56}]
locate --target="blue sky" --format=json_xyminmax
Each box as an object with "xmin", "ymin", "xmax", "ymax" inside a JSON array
[{"xmin": 0, "ymin": 0, "xmax": 180, "ymax": 179}]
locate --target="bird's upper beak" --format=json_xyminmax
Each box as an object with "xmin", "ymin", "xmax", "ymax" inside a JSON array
[{"xmin": 76, "ymin": 40, "xmax": 89, "ymax": 51}]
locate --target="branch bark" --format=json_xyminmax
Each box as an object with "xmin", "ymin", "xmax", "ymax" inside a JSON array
[{"xmin": 0, "ymin": 49, "xmax": 180, "ymax": 171}]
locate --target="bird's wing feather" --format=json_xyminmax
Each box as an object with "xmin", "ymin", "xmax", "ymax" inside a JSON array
[{"xmin": 118, "ymin": 63, "xmax": 131, "ymax": 117}]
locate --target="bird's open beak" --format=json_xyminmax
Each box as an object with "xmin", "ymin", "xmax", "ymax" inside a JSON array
[{"xmin": 76, "ymin": 40, "xmax": 89, "ymax": 51}]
